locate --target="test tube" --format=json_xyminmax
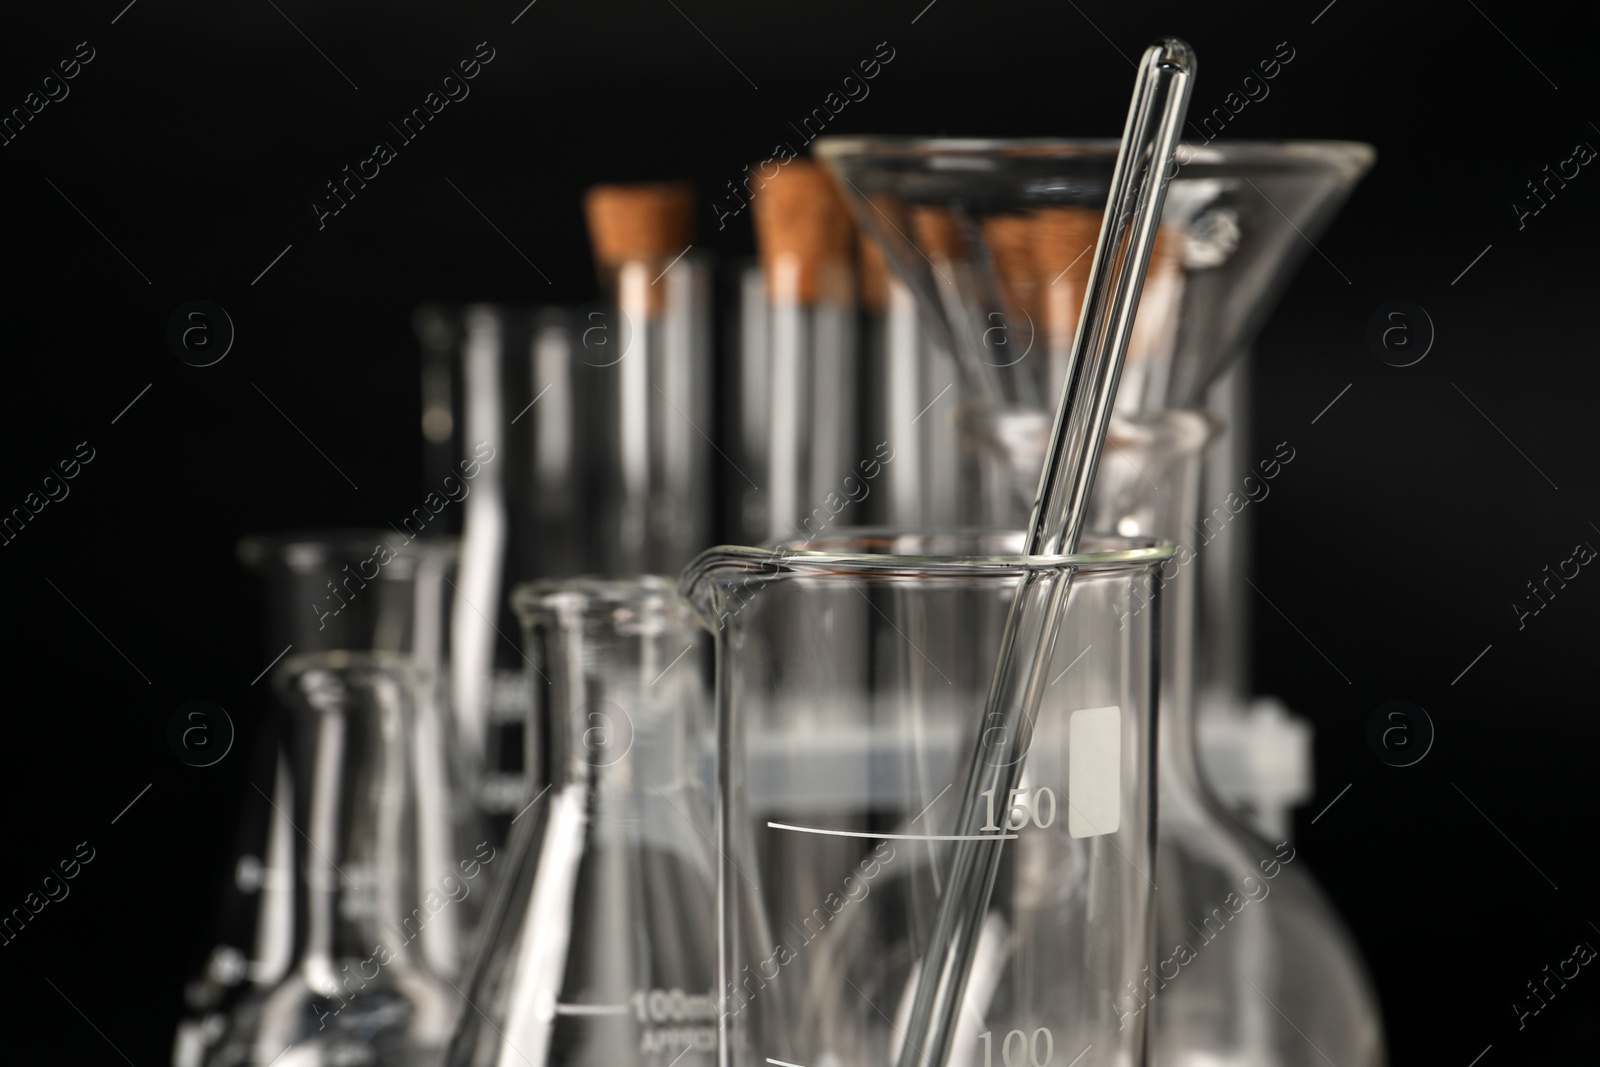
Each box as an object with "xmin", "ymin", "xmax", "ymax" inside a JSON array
[
  {"xmin": 416, "ymin": 305, "xmax": 578, "ymax": 840},
  {"xmin": 581, "ymin": 182, "xmax": 713, "ymax": 576},
  {"xmin": 725, "ymin": 259, "xmax": 770, "ymax": 544},
  {"xmin": 749, "ymin": 161, "xmax": 859, "ymax": 541}
]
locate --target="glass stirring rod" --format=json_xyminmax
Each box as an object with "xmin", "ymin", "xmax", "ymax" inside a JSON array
[{"xmin": 895, "ymin": 37, "xmax": 1196, "ymax": 1067}]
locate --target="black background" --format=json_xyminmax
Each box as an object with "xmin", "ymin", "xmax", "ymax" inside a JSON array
[{"xmin": 2, "ymin": 0, "xmax": 1597, "ymax": 1062}]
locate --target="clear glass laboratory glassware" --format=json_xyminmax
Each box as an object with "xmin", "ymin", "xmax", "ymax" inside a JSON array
[
  {"xmin": 857, "ymin": 237, "xmax": 964, "ymax": 529},
  {"xmin": 582, "ymin": 184, "xmax": 716, "ymax": 577},
  {"xmin": 177, "ymin": 531, "xmax": 473, "ymax": 1067},
  {"xmin": 416, "ymin": 304, "xmax": 582, "ymax": 839},
  {"xmin": 445, "ymin": 576, "xmax": 717, "ymax": 1067},
  {"xmin": 953, "ymin": 405, "xmax": 1384, "ymax": 1066},
  {"xmin": 818, "ymin": 137, "xmax": 1384, "ymax": 1067},
  {"xmin": 681, "ymin": 530, "xmax": 1170, "ymax": 1067},
  {"xmin": 1190, "ymin": 359, "xmax": 1312, "ymax": 841},
  {"xmin": 815, "ymin": 138, "xmax": 1375, "ymax": 422},
  {"xmin": 203, "ymin": 535, "xmax": 481, "ymax": 1067},
  {"xmin": 586, "ymin": 257, "xmax": 715, "ymax": 575},
  {"xmin": 816, "ymin": 136, "xmax": 1375, "ymax": 537},
  {"xmin": 172, "ymin": 742, "xmax": 292, "ymax": 1067},
  {"xmin": 750, "ymin": 161, "xmax": 863, "ymax": 543},
  {"xmin": 1094, "ymin": 415, "xmax": 1381, "ymax": 1067},
  {"xmin": 727, "ymin": 259, "xmax": 772, "ymax": 544}
]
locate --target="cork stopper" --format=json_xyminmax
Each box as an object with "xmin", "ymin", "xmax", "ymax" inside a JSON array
[
  {"xmin": 583, "ymin": 182, "xmax": 694, "ymax": 268},
  {"xmin": 1146, "ymin": 223, "xmax": 1183, "ymax": 276},
  {"xmin": 858, "ymin": 232, "xmax": 891, "ymax": 312},
  {"xmin": 910, "ymin": 205, "xmax": 967, "ymax": 262},
  {"xmin": 1030, "ymin": 206, "xmax": 1103, "ymax": 294},
  {"xmin": 982, "ymin": 215, "xmax": 1042, "ymax": 328},
  {"xmin": 583, "ymin": 181, "xmax": 693, "ymax": 316},
  {"xmin": 752, "ymin": 161, "xmax": 853, "ymax": 303}
]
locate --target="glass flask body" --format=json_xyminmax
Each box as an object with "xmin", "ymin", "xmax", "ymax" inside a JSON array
[
  {"xmin": 1095, "ymin": 415, "xmax": 1384, "ymax": 1067},
  {"xmin": 203, "ymin": 655, "xmax": 464, "ymax": 1067},
  {"xmin": 202, "ymin": 536, "xmax": 478, "ymax": 1067},
  {"xmin": 683, "ymin": 531, "xmax": 1170, "ymax": 1067},
  {"xmin": 445, "ymin": 577, "xmax": 717, "ymax": 1067}
]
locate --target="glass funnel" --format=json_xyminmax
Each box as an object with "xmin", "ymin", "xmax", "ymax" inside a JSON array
[
  {"xmin": 682, "ymin": 531, "xmax": 1171, "ymax": 1067},
  {"xmin": 444, "ymin": 576, "xmax": 717, "ymax": 1067},
  {"xmin": 814, "ymin": 138, "xmax": 1373, "ymax": 417}
]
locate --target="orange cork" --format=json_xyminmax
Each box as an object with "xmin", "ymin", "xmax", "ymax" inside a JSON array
[
  {"xmin": 583, "ymin": 181, "xmax": 694, "ymax": 314},
  {"xmin": 583, "ymin": 182, "xmax": 694, "ymax": 268},
  {"xmin": 1030, "ymin": 206, "xmax": 1102, "ymax": 294},
  {"xmin": 1032, "ymin": 208, "xmax": 1184, "ymax": 351},
  {"xmin": 982, "ymin": 215, "xmax": 1042, "ymax": 327},
  {"xmin": 1146, "ymin": 222, "xmax": 1183, "ymax": 276},
  {"xmin": 858, "ymin": 231, "xmax": 891, "ymax": 312},
  {"xmin": 910, "ymin": 205, "xmax": 967, "ymax": 262},
  {"xmin": 752, "ymin": 161, "xmax": 853, "ymax": 303}
]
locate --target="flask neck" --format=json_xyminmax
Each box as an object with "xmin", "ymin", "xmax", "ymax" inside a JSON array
[{"xmin": 1151, "ymin": 548, "xmax": 1202, "ymax": 790}]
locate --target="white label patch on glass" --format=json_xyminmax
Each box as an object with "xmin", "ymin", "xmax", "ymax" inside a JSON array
[{"xmin": 1068, "ymin": 705, "xmax": 1122, "ymax": 839}]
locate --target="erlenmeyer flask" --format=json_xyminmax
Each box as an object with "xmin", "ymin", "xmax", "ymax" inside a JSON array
[
  {"xmin": 816, "ymin": 139, "xmax": 1384, "ymax": 1066},
  {"xmin": 682, "ymin": 530, "xmax": 1170, "ymax": 1067},
  {"xmin": 181, "ymin": 531, "xmax": 474, "ymax": 1067},
  {"xmin": 204, "ymin": 535, "xmax": 482, "ymax": 1067},
  {"xmin": 445, "ymin": 576, "xmax": 717, "ymax": 1067}
]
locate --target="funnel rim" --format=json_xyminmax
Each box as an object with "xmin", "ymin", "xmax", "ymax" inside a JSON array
[{"xmin": 814, "ymin": 136, "xmax": 1374, "ymax": 177}]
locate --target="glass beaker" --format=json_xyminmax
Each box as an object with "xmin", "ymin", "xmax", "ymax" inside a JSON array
[
  {"xmin": 681, "ymin": 531, "xmax": 1171, "ymax": 1067},
  {"xmin": 445, "ymin": 576, "xmax": 717, "ymax": 1067},
  {"xmin": 204, "ymin": 535, "xmax": 481, "ymax": 1067}
]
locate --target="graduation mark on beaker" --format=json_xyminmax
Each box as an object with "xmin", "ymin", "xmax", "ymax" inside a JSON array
[
  {"xmin": 553, "ymin": 1002, "xmax": 631, "ymax": 1015},
  {"xmin": 631, "ymin": 987, "xmax": 718, "ymax": 1023},
  {"xmin": 978, "ymin": 786, "xmax": 1056, "ymax": 831},
  {"xmin": 766, "ymin": 821, "xmax": 1017, "ymax": 841},
  {"xmin": 978, "ymin": 1027, "xmax": 1055, "ymax": 1067}
]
